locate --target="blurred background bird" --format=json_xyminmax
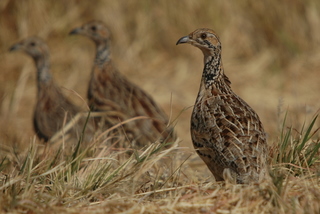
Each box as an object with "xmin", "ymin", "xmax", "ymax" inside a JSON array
[
  {"xmin": 69, "ymin": 21, "xmax": 177, "ymax": 147},
  {"xmin": 9, "ymin": 37, "xmax": 95, "ymax": 150}
]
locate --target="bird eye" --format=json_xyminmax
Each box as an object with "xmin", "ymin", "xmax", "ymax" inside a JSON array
[
  {"xmin": 91, "ymin": 26, "xmax": 97, "ymax": 31},
  {"xmin": 30, "ymin": 42, "xmax": 36, "ymax": 47},
  {"xmin": 201, "ymin": 33, "xmax": 207, "ymax": 39}
]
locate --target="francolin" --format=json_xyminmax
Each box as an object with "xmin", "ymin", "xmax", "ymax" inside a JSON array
[
  {"xmin": 10, "ymin": 37, "xmax": 94, "ymax": 145},
  {"xmin": 70, "ymin": 21, "xmax": 176, "ymax": 147},
  {"xmin": 177, "ymin": 28, "xmax": 268, "ymax": 184}
]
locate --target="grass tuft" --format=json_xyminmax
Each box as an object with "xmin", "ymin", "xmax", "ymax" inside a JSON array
[{"xmin": 272, "ymin": 113, "xmax": 320, "ymax": 175}]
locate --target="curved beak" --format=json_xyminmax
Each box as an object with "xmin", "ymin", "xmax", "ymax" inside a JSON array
[
  {"xmin": 69, "ymin": 27, "xmax": 82, "ymax": 35},
  {"xmin": 9, "ymin": 43, "xmax": 21, "ymax": 52},
  {"xmin": 176, "ymin": 36, "xmax": 190, "ymax": 45}
]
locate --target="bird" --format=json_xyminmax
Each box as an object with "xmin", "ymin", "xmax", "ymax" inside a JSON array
[
  {"xmin": 176, "ymin": 28, "xmax": 268, "ymax": 184},
  {"xmin": 69, "ymin": 21, "xmax": 176, "ymax": 147},
  {"xmin": 9, "ymin": 37, "xmax": 95, "ymax": 146}
]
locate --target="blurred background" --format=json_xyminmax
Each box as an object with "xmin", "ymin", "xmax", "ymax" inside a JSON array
[{"xmin": 0, "ymin": 0, "xmax": 319, "ymax": 151}]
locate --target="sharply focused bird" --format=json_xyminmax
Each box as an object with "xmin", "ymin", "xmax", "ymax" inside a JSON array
[
  {"xmin": 176, "ymin": 28, "xmax": 268, "ymax": 184},
  {"xmin": 10, "ymin": 37, "xmax": 94, "ymax": 145},
  {"xmin": 69, "ymin": 21, "xmax": 176, "ymax": 147}
]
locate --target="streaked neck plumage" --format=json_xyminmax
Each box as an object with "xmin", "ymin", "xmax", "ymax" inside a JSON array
[
  {"xmin": 33, "ymin": 54, "xmax": 52, "ymax": 91},
  {"xmin": 95, "ymin": 40, "xmax": 111, "ymax": 67},
  {"xmin": 202, "ymin": 50, "xmax": 223, "ymax": 84}
]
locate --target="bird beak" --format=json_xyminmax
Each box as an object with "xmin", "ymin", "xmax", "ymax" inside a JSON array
[
  {"xmin": 176, "ymin": 36, "xmax": 190, "ymax": 45},
  {"xmin": 69, "ymin": 27, "xmax": 82, "ymax": 35},
  {"xmin": 9, "ymin": 43, "xmax": 21, "ymax": 52}
]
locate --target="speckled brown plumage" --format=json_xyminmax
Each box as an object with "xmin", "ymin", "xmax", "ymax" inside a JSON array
[
  {"xmin": 70, "ymin": 21, "xmax": 176, "ymax": 147},
  {"xmin": 177, "ymin": 28, "xmax": 268, "ymax": 184},
  {"xmin": 9, "ymin": 37, "xmax": 94, "ymax": 144}
]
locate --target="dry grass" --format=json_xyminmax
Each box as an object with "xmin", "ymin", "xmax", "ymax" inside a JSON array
[
  {"xmin": 0, "ymin": 0, "xmax": 320, "ymax": 213},
  {"xmin": 0, "ymin": 117, "xmax": 319, "ymax": 213}
]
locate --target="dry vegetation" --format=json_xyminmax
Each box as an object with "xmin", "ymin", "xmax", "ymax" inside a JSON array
[{"xmin": 0, "ymin": 0, "xmax": 320, "ymax": 213}]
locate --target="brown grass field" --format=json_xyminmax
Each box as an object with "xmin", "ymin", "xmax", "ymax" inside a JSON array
[{"xmin": 0, "ymin": 0, "xmax": 320, "ymax": 213}]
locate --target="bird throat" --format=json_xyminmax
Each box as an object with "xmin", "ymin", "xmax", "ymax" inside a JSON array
[
  {"xmin": 202, "ymin": 55, "xmax": 224, "ymax": 87},
  {"xmin": 36, "ymin": 57, "xmax": 52, "ymax": 85},
  {"xmin": 95, "ymin": 42, "xmax": 111, "ymax": 67}
]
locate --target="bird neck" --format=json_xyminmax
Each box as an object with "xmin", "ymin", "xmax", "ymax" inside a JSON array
[
  {"xmin": 34, "ymin": 55, "xmax": 53, "ymax": 90},
  {"xmin": 95, "ymin": 41, "xmax": 111, "ymax": 66},
  {"xmin": 202, "ymin": 54, "xmax": 230, "ymax": 89}
]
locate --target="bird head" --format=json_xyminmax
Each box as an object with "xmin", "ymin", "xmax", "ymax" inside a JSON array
[
  {"xmin": 176, "ymin": 28, "xmax": 221, "ymax": 57},
  {"xmin": 9, "ymin": 37, "xmax": 49, "ymax": 59},
  {"xmin": 69, "ymin": 21, "xmax": 111, "ymax": 44}
]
